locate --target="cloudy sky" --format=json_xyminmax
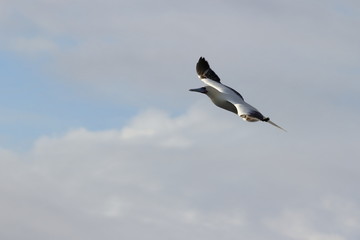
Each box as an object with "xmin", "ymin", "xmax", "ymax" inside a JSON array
[{"xmin": 1, "ymin": 0, "xmax": 360, "ymax": 239}]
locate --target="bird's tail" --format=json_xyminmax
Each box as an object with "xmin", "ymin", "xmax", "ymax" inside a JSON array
[{"xmin": 266, "ymin": 119, "xmax": 287, "ymax": 132}]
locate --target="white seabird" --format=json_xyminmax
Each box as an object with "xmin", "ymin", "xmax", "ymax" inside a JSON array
[{"xmin": 190, "ymin": 57, "xmax": 286, "ymax": 131}]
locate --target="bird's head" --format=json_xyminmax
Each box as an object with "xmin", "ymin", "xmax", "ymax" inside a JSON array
[{"xmin": 189, "ymin": 87, "xmax": 208, "ymax": 94}]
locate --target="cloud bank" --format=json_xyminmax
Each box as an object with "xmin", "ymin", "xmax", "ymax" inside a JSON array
[{"xmin": 1, "ymin": 103, "xmax": 360, "ymax": 240}]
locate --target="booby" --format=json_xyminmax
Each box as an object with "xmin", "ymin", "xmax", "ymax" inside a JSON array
[{"xmin": 190, "ymin": 57, "xmax": 286, "ymax": 131}]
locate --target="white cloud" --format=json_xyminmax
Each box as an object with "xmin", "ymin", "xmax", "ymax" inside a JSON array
[
  {"xmin": 321, "ymin": 196, "xmax": 360, "ymax": 233},
  {"xmin": 0, "ymin": 104, "xmax": 360, "ymax": 239},
  {"xmin": 32, "ymin": 103, "xmax": 237, "ymax": 151},
  {"xmin": 265, "ymin": 208, "xmax": 346, "ymax": 240},
  {"xmin": 100, "ymin": 196, "xmax": 131, "ymax": 218}
]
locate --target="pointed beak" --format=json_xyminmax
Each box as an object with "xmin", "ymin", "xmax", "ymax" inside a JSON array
[{"xmin": 189, "ymin": 87, "xmax": 207, "ymax": 93}]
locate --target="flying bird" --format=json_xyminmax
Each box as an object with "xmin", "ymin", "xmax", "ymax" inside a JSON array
[{"xmin": 190, "ymin": 57, "xmax": 286, "ymax": 131}]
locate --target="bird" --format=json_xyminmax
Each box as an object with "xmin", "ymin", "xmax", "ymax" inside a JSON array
[{"xmin": 189, "ymin": 57, "xmax": 286, "ymax": 131}]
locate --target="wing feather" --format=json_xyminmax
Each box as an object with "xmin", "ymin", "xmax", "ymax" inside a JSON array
[
  {"xmin": 196, "ymin": 57, "xmax": 221, "ymax": 82},
  {"xmin": 196, "ymin": 57, "xmax": 244, "ymax": 100}
]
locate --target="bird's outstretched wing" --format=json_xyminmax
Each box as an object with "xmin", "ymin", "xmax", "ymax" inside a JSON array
[
  {"xmin": 196, "ymin": 57, "xmax": 237, "ymax": 96},
  {"xmin": 196, "ymin": 57, "xmax": 221, "ymax": 82}
]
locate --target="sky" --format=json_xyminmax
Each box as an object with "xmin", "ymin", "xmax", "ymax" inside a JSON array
[{"xmin": 1, "ymin": 0, "xmax": 360, "ymax": 239}]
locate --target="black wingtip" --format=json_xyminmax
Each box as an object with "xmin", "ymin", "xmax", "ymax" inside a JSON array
[
  {"xmin": 198, "ymin": 56, "xmax": 206, "ymax": 62},
  {"xmin": 196, "ymin": 57, "xmax": 210, "ymax": 76},
  {"xmin": 196, "ymin": 57, "xmax": 221, "ymax": 82}
]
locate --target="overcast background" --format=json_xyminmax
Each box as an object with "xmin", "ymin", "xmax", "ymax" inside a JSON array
[{"xmin": 1, "ymin": 0, "xmax": 360, "ymax": 239}]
